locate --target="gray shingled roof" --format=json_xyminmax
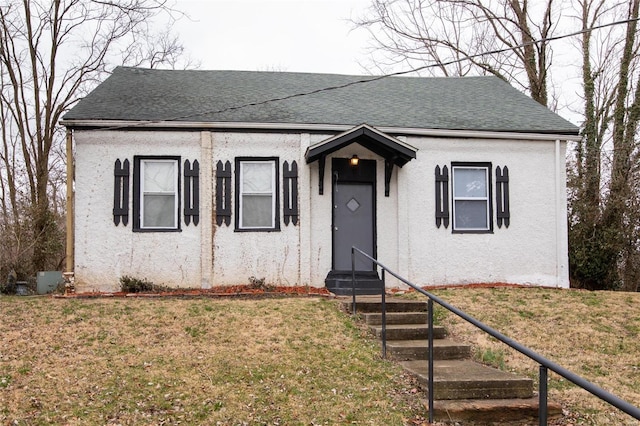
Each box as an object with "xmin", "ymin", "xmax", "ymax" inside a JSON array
[{"xmin": 63, "ymin": 66, "xmax": 578, "ymax": 134}]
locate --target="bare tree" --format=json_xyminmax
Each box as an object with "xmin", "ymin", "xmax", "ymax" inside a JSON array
[
  {"xmin": 0, "ymin": 0, "xmax": 190, "ymax": 281},
  {"xmin": 358, "ymin": 0, "xmax": 640, "ymax": 290},
  {"xmin": 568, "ymin": 0, "xmax": 640, "ymax": 290},
  {"xmin": 357, "ymin": 0, "xmax": 557, "ymax": 105}
]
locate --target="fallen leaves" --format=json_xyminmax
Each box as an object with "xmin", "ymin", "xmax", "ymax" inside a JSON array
[
  {"xmin": 0, "ymin": 297, "xmax": 422, "ymax": 424},
  {"xmin": 57, "ymin": 284, "xmax": 333, "ymax": 299}
]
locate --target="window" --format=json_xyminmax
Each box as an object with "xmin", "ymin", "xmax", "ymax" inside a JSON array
[
  {"xmin": 451, "ymin": 162, "xmax": 492, "ymax": 232},
  {"xmin": 235, "ymin": 158, "xmax": 279, "ymax": 231},
  {"xmin": 133, "ymin": 157, "xmax": 180, "ymax": 231}
]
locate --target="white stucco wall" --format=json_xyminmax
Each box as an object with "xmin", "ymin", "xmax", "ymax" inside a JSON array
[
  {"xmin": 208, "ymin": 132, "xmax": 305, "ymax": 286},
  {"xmin": 72, "ymin": 127, "xmax": 569, "ymax": 292},
  {"xmin": 74, "ymin": 130, "xmax": 202, "ymax": 292},
  {"xmin": 398, "ymin": 136, "xmax": 569, "ymax": 288}
]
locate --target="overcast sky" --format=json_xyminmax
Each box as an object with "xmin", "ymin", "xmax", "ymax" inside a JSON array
[
  {"xmin": 168, "ymin": 0, "xmax": 584, "ymax": 125},
  {"xmin": 173, "ymin": 0, "xmax": 374, "ymax": 75}
]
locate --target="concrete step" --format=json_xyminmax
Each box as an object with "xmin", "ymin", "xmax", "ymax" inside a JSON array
[
  {"xmin": 430, "ymin": 397, "xmax": 563, "ymax": 423},
  {"xmin": 369, "ymin": 323, "xmax": 446, "ymax": 340},
  {"xmin": 326, "ymin": 272, "xmax": 383, "ymax": 296},
  {"xmin": 400, "ymin": 359, "xmax": 534, "ymax": 400},
  {"xmin": 339, "ymin": 295, "xmax": 559, "ymax": 423},
  {"xmin": 340, "ymin": 296, "xmax": 427, "ymax": 313},
  {"xmin": 363, "ymin": 311, "xmax": 428, "ymax": 325},
  {"xmin": 385, "ymin": 339, "xmax": 471, "ymax": 361}
]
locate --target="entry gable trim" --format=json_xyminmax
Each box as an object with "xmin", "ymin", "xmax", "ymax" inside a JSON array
[{"xmin": 305, "ymin": 124, "xmax": 417, "ymax": 167}]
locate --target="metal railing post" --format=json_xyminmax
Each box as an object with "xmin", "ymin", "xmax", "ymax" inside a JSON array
[
  {"xmin": 381, "ymin": 269, "xmax": 387, "ymax": 359},
  {"xmin": 540, "ymin": 365, "xmax": 548, "ymax": 425},
  {"xmin": 428, "ymin": 298, "xmax": 434, "ymax": 423},
  {"xmin": 351, "ymin": 247, "xmax": 356, "ymax": 317}
]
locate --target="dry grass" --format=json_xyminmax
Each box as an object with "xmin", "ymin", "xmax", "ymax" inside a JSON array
[
  {"xmin": 0, "ymin": 296, "xmax": 424, "ymax": 425},
  {"xmin": 422, "ymin": 287, "xmax": 640, "ymax": 425},
  {"xmin": 3, "ymin": 289, "xmax": 640, "ymax": 426}
]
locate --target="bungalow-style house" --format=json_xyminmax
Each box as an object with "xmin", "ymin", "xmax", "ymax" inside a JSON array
[{"xmin": 61, "ymin": 67, "xmax": 580, "ymax": 294}]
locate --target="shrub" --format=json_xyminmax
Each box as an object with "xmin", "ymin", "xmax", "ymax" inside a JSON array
[
  {"xmin": 119, "ymin": 275, "xmax": 155, "ymax": 293},
  {"xmin": 0, "ymin": 281, "xmax": 16, "ymax": 295},
  {"xmin": 248, "ymin": 276, "xmax": 275, "ymax": 291},
  {"xmin": 1, "ymin": 270, "xmax": 17, "ymax": 295}
]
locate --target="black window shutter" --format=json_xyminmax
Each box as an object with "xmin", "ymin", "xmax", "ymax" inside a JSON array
[
  {"xmin": 113, "ymin": 159, "xmax": 130, "ymax": 226},
  {"xmin": 184, "ymin": 160, "xmax": 200, "ymax": 226},
  {"xmin": 435, "ymin": 165, "xmax": 449, "ymax": 228},
  {"xmin": 216, "ymin": 160, "xmax": 232, "ymax": 226},
  {"xmin": 283, "ymin": 160, "xmax": 299, "ymax": 226},
  {"xmin": 496, "ymin": 166, "xmax": 510, "ymax": 228}
]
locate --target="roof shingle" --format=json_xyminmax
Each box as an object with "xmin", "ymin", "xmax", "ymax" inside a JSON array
[{"xmin": 63, "ymin": 66, "xmax": 578, "ymax": 135}]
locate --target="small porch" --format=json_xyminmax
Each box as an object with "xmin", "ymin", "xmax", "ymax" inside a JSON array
[{"xmin": 305, "ymin": 124, "xmax": 417, "ymax": 295}]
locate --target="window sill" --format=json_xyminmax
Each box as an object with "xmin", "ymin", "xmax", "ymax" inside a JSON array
[
  {"xmin": 234, "ymin": 228, "xmax": 281, "ymax": 233},
  {"xmin": 452, "ymin": 229, "xmax": 494, "ymax": 234},
  {"xmin": 133, "ymin": 228, "xmax": 182, "ymax": 233}
]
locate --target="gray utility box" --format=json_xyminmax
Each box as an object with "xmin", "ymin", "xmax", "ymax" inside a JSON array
[{"xmin": 37, "ymin": 271, "xmax": 63, "ymax": 294}]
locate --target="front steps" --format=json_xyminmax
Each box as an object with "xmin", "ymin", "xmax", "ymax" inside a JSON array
[
  {"xmin": 340, "ymin": 296, "xmax": 562, "ymax": 423},
  {"xmin": 401, "ymin": 359, "xmax": 534, "ymax": 400}
]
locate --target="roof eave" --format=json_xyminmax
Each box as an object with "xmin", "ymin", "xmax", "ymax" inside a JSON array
[{"xmin": 60, "ymin": 119, "xmax": 581, "ymax": 142}]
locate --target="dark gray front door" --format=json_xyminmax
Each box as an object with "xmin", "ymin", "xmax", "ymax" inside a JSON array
[{"xmin": 333, "ymin": 182, "xmax": 374, "ymax": 271}]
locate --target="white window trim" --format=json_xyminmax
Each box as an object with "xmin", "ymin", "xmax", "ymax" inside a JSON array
[
  {"xmin": 140, "ymin": 159, "xmax": 179, "ymax": 230},
  {"xmin": 452, "ymin": 165, "xmax": 490, "ymax": 232},
  {"xmin": 239, "ymin": 160, "xmax": 277, "ymax": 230}
]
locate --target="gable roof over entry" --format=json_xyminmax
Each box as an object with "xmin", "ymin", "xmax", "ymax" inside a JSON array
[
  {"xmin": 305, "ymin": 124, "xmax": 417, "ymax": 167},
  {"xmin": 305, "ymin": 124, "xmax": 418, "ymax": 197}
]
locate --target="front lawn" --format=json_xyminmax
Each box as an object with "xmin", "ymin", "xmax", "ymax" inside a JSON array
[
  {"xmin": 0, "ymin": 296, "xmax": 422, "ymax": 425},
  {"xmin": 4, "ymin": 288, "xmax": 639, "ymax": 425},
  {"xmin": 427, "ymin": 287, "xmax": 640, "ymax": 425}
]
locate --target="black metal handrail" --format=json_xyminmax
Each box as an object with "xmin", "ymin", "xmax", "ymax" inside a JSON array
[{"xmin": 350, "ymin": 246, "xmax": 640, "ymax": 425}]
